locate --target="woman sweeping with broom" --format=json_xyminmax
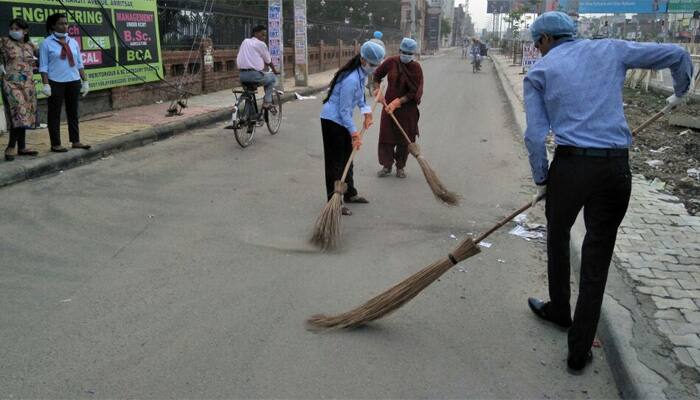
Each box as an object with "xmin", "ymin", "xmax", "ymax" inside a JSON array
[
  {"xmin": 373, "ymin": 38, "xmax": 423, "ymax": 179},
  {"xmin": 318, "ymin": 41, "xmax": 385, "ymax": 216}
]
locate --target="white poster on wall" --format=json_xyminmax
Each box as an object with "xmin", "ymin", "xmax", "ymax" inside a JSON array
[
  {"xmin": 522, "ymin": 42, "xmax": 541, "ymax": 72},
  {"xmin": 268, "ymin": 0, "xmax": 284, "ymax": 88}
]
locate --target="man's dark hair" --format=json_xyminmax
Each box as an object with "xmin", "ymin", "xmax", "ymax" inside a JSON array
[
  {"xmin": 251, "ymin": 25, "xmax": 267, "ymax": 36},
  {"xmin": 46, "ymin": 13, "xmax": 67, "ymax": 34},
  {"xmin": 9, "ymin": 18, "xmax": 30, "ymax": 42}
]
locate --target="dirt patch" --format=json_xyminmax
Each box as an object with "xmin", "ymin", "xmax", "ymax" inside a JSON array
[{"xmin": 624, "ymin": 88, "xmax": 700, "ymax": 216}]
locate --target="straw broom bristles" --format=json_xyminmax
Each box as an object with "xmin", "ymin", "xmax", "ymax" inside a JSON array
[
  {"xmin": 310, "ymin": 181, "xmax": 347, "ymax": 251},
  {"xmin": 307, "ymin": 200, "xmax": 537, "ymax": 330},
  {"xmin": 408, "ymin": 143, "xmax": 459, "ymax": 206},
  {"xmin": 307, "ymin": 237, "xmax": 481, "ymax": 330},
  {"xmin": 382, "ymin": 102, "xmax": 459, "ymax": 206}
]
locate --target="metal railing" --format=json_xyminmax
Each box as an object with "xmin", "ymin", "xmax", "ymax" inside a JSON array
[{"xmin": 157, "ymin": 0, "xmax": 403, "ymax": 50}]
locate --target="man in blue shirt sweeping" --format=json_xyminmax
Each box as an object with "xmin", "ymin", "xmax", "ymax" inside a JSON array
[{"xmin": 523, "ymin": 11, "xmax": 692, "ymax": 375}]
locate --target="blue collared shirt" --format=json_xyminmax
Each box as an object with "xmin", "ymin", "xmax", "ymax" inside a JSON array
[
  {"xmin": 39, "ymin": 34, "xmax": 84, "ymax": 82},
  {"xmin": 320, "ymin": 67, "xmax": 372, "ymax": 134},
  {"xmin": 524, "ymin": 39, "xmax": 693, "ymax": 184}
]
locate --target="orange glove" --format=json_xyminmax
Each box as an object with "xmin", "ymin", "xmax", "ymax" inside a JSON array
[
  {"xmin": 385, "ymin": 98, "xmax": 402, "ymax": 114},
  {"xmin": 373, "ymin": 87, "xmax": 384, "ymax": 103},
  {"xmin": 363, "ymin": 113, "xmax": 373, "ymax": 130},
  {"xmin": 351, "ymin": 131, "xmax": 362, "ymax": 151}
]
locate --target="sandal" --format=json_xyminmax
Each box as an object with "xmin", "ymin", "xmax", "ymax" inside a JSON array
[
  {"xmin": 396, "ymin": 169, "xmax": 406, "ymax": 179},
  {"xmin": 341, "ymin": 207, "xmax": 352, "ymax": 216},
  {"xmin": 51, "ymin": 146, "xmax": 68, "ymax": 153},
  {"xmin": 345, "ymin": 195, "xmax": 369, "ymax": 204},
  {"xmin": 72, "ymin": 142, "xmax": 91, "ymax": 150}
]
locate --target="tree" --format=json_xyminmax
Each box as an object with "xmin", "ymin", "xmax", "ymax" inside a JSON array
[{"xmin": 441, "ymin": 17, "xmax": 452, "ymax": 39}]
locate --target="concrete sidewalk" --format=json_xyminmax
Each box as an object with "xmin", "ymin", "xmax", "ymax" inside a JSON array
[
  {"xmin": 491, "ymin": 52, "xmax": 700, "ymax": 399},
  {"xmin": 0, "ymin": 70, "xmax": 335, "ymax": 188}
]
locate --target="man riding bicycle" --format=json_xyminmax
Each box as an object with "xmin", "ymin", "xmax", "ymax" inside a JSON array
[
  {"xmin": 470, "ymin": 38, "xmax": 482, "ymax": 70},
  {"xmin": 236, "ymin": 25, "xmax": 278, "ymax": 108}
]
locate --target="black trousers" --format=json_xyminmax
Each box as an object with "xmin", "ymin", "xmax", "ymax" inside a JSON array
[
  {"xmin": 545, "ymin": 149, "xmax": 631, "ymax": 357},
  {"xmin": 321, "ymin": 118, "xmax": 358, "ymax": 201},
  {"xmin": 47, "ymin": 80, "xmax": 81, "ymax": 147},
  {"xmin": 6, "ymin": 127, "xmax": 26, "ymax": 150}
]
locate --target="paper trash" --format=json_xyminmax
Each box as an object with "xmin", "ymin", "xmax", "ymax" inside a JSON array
[{"xmin": 295, "ymin": 92, "xmax": 317, "ymax": 100}]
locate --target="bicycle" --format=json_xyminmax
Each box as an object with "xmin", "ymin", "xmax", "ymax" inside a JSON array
[
  {"xmin": 471, "ymin": 55, "xmax": 481, "ymax": 73},
  {"xmin": 231, "ymin": 81, "xmax": 283, "ymax": 148}
]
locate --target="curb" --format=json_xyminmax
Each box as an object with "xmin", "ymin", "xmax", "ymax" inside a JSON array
[
  {"xmin": 0, "ymin": 85, "xmax": 328, "ymax": 189},
  {"xmin": 490, "ymin": 54, "xmax": 661, "ymax": 397}
]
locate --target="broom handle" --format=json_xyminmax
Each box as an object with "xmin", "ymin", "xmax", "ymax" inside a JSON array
[
  {"xmin": 380, "ymin": 100, "xmax": 414, "ymax": 146},
  {"xmin": 632, "ymin": 110, "xmax": 666, "ymax": 136},
  {"xmin": 474, "ymin": 196, "xmax": 544, "ymax": 244},
  {"xmin": 339, "ymin": 99, "xmax": 381, "ymax": 182}
]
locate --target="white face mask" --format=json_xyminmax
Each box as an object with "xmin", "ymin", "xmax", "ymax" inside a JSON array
[
  {"xmin": 362, "ymin": 64, "xmax": 376, "ymax": 74},
  {"xmin": 53, "ymin": 32, "xmax": 66, "ymax": 38},
  {"xmin": 400, "ymin": 54, "xmax": 413, "ymax": 64},
  {"xmin": 9, "ymin": 30, "xmax": 24, "ymax": 41}
]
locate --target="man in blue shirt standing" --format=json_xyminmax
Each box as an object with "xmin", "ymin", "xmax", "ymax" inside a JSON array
[{"xmin": 523, "ymin": 12, "xmax": 692, "ymax": 374}]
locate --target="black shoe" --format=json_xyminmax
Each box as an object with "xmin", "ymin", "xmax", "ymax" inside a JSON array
[
  {"xmin": 51, "ymin": 146, "xmax": 68, "ymax": 153},
  {"xmin": 527, "ymin": 297, "xmax": 572, "ymax": 330},
  {"xmin": 567, "ymin": 351, "xmax": 593, "ymax": 375}
]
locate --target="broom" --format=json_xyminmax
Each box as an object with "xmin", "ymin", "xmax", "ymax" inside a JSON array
[
  {"xmin": 381, "ymin": 100, "xmax": 459, "ymax": 206},
  {"xmin": 310, "ymin": 101, "xmax": 381, "ymax": 251},
  {"xmin": 307, "ymin": 199, "xmax": 536, "ymax": 330}
]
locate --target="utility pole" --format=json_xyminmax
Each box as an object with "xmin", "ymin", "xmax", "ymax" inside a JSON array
[
  {"xmin": 268, "ymin": 0, "xmax": 284, "ymax": 90},
  {"xmin": 293, "ymin": 0, "xmax": 308, "ymax": 87}
]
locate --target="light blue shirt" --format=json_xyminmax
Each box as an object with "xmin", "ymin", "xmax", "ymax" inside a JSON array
[
  {"xmin": 524, "ymin": 39, "xmax": 693, "ymax": 184},
  {"xmin": 39, "ymin": 34, "xmax": 84, "ymax": 82},
  {"xmin": 320, "ymin": 67, "xmax": 372, "ymax": 134}
]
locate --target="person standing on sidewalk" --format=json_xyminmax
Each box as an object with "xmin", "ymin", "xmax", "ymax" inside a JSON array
[
  {"xmin": 373, "ymin": 38, "xmax": 422, "ymax": 179},
  {"xmin": 523, "ymin": 11, "xmax": 692, "ymax": 374},
  {"xmin": 0, "ymin": 18, "xmax": 39, "ymax": 161},
  {"xmin": 39, "ymin": 13, "xmax": 90, "ymax": 153},
  {"xmin": 319, "ymin": 41, "xmax": 384, "ymax": 216},
  {"xmin": 236, "ymin": 25, "xmax": 278, "ymax": 109}
]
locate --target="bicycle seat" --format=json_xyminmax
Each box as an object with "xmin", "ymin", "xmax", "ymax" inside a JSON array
[{"xmin": 242, "ymin": 82, "xmax": 260, "ymax": 91}]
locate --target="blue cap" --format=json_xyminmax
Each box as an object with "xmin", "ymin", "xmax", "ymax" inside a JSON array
[
  {"xmin": 361, "ymin": 41, "xmax": 385, "ymax": 65},
  {"xmin": 399, "ymin": 37, "xmax": 418, "ymax": 53},
  {"xmin": 374, "ymin": 31, "xmax": 383, "ymax": 39},
  {"xmin": 530, "ymin": 11, "xmax": 575, "ymax": 43}
]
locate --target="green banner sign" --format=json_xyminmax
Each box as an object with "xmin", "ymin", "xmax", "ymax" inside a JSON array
[
  {"xmin": 0, "ymin": 0, "xmax": 163, "ymax": 97},
  {"xmin": 668, "ymin": 0, "xmax": 700, "ymax": 12}
]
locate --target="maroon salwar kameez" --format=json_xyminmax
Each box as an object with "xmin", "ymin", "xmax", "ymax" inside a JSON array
[{"xmin": 373, "ymin": 56, "xmax": 424, "ymax": 170}]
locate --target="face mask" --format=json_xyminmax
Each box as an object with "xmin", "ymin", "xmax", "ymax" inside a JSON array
[
  {"xmin": 400, "ymin": 54, "xmax": 413, "ymax": 64},
  {"xmin": 362, "ymin": 64, "xmax": 376, "ymax": 74},
  {"xmin": 53, "ymin": 32, "xmax": 66, "ymax": 38},
  {"xmin": 9, "ymin": 31, "xmax": 24, "ymax": 41}
]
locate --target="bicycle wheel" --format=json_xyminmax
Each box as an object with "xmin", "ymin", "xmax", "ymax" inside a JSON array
[
  {"xmin": 472, "ymin": 60, "xmax": 477, "ymax": 73},
  {"xmin": 234, "ymin": 96, "xmax": 256, "ymax": 148},
  {"xmin": 265, "ymin": 90, "xmax": 282, "ymax": 135}
]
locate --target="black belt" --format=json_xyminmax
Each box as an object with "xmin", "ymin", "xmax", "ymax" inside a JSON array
[
  {"xmin": 239, "ymin": 68, "xmax": 258, "ymax": 72},
  {"xmin": 555, "ymin": 145, "xmax": 628, "ymax": 158}
]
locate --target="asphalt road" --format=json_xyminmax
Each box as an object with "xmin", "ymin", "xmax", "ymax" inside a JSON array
[{"xmin": 0, "ymin": 51, "xmax": 620, "ymax": 398}]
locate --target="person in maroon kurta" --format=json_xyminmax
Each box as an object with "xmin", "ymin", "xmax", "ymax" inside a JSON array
[{"xmin": 373, "ymin": 38, "xmax": 423, "ymax": 179}]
